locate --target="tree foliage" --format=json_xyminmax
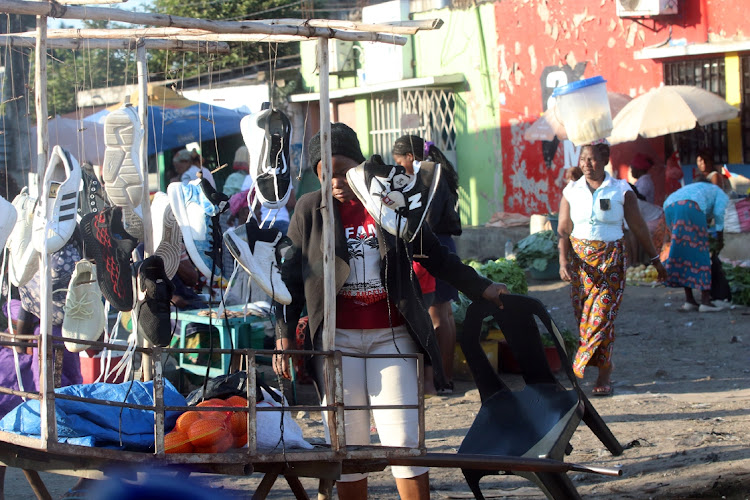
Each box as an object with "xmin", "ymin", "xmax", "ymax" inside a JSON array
[
  {"xmin": 147, "ymin": 0, "xmax": 306, "ymax": 82},
  {"xmin": 42, "ymin": 20, "xmax": 132, "ymax": 118}
]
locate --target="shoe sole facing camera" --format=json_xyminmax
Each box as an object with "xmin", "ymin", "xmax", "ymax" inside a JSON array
[
  {"xmin": 32, "ymin": 146, "xmax": 82, "ymax": 254},
  {"xmin": 103, "ymin": 105, "xmax": 144, "ymax": 208},
  {"xmin": 7, "ymin": 188, "xmax": 39, "ymax": 287},
  {"xmin": 241, "ymin": 108, "xmax": 292, "ymax": 209},
  {"xmin": 223, "ymin": 223, "xmax": 291, "ymax": 305},
  {"xmin": 151, "ymin": 193, "xmax": 182, "ymax": 280}
]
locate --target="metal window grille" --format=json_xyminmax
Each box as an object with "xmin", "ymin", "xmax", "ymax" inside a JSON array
[
  {"xmin": 369, "ymin": 88, "xmax": 457, "ymax": 167},
  {"xmin": 740, "ymin": 55, "xmax": 750, "ymax": 163},
  {"xmin": 663, "ymin": 58, "xmax": 728, "ymax": 164}
]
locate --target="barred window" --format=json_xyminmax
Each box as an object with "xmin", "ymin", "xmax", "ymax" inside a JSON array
[{"xmin": 663, "ymin": 58, "xmax": 728, "ymax": 165}]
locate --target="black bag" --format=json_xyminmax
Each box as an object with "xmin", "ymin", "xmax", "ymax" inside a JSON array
[
  {"xmin": 185, "ymin": 371, "xmax": 283, "ymax": 406},
  {"xmin": 710, "ymin": 254, "xmax": 732, "ymax": 302}
]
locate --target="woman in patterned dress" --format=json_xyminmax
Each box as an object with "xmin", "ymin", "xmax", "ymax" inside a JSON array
[{"xmin": 558, "ymin": 143, "xmax": 667, "ymax": 396}]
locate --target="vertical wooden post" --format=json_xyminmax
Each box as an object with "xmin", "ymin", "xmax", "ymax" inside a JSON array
[
  {"xmin": 136, "ymin": 40, "xmax": 154, "ymax": 381},
  {"xmin": 136, "ymin": 40, "xmax": 154, "ymax": 256},
  {"xmin": 317, "ymin": 36, "xmax": 342, "ymax": 451},
  {"xmin": 35, "ymin": 11, "xmax": 57, "ymax": 447},
  {"xmin": 152, "ymin": 346, "xmax": 165, "ymax": 455}
]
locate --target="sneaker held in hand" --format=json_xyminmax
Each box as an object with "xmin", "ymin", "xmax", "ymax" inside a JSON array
[{"xmin": 347, "ymin": 155, "xmax": 441, "ymax": 242}]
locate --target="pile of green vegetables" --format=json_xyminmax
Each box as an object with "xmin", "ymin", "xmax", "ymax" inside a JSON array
[
  {"xmin": 724, "ymin": 264, "xmax": 750, "ymax": 306},
  {"xmin": 514, "ymin": 230, "xmax": 558, "ymax": 271},
  {"xmin": 453, "ymin": 258, "xmax": 527, "ymax": 329}
]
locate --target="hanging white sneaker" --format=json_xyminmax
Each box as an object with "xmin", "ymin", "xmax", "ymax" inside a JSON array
[
  {"xmin": 32, "ymin": 146, "xmax": 82, "ymax": 254},
  {"xmin": 62, "ymin": 259, "xmax": 106, "ymax": 352},
  {"xmin": 347, "ymin": 155, "xmax": 441, "ymax": 242},
  {"xmin": 7, "ymin": 188, "xmax": 39, "ymax": 287},
  {"xmin": 0, "ymin": 195, "xmax": 17, "ymax": 252},
  {"xmin": 102, "ymin": 103, "xmax": 144, "ymax": 209},
  {"xmin": 241, "ymin": 105, "xmax": 292, "ymax": 210},
  {"xmin": 223, "ymin": 218, "xmax": 291, "ymax": 305}
]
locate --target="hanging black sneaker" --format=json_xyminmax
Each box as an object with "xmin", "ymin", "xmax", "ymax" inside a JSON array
[
  {"xmin": 78, "ymin": 161, "xmax": 109, "ymax": 219},
  {"xmin": 241, "ymin": 104, "xmax": 292, "ymax": 210},
  {"xmin": 134, "ymin": 255, "xmax": 175, "ymax": 347},
  {"xmin": 346, "ymin": 155, "xmax": 442, "ymax": 242},
  {"xmin": 80, "ymin": 206, "xmax": 138, "ymax": 311}
]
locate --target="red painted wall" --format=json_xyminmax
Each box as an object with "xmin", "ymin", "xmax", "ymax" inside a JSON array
[{"xmin": 494, "ymin": 0, "xmax": 741, "ymax": 215}]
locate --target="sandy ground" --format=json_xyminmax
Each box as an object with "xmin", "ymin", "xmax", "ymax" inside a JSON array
[{"xmin": 3, "ymin": 279, "xmax": 750, "ymax": 499}]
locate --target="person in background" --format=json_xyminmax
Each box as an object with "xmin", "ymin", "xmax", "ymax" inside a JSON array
[
  {"xmin": 624, "ymin": 184, "xmax": 667, "ymax": 265},
  {"xmin": 696, "ymin": 149, "xmax": 732, "ymax": 195},
  {"xmin": 170, "ymin": 149, "xmax": 216, "ymax": 188},
  {"xmin": 662, "ymin": 180, "xmax": 730, "ymax": 312},
  {"xmin": 274, "ymin": 123, "xmax": 508, "ymax": 500},
  {"xmin": 558, "ymin": 142, "xmax": 666, "ymax": 397},
  {"xmin": 630, "ymin": 153, "xmax": 655, "ymax": 203},
  {"xmin": 392, "ymin": 135, "xmax": 463, "ymax": 396},
  {"xmin": 223, "ymin": 146, "xmax": 249, "ymax": 197}
]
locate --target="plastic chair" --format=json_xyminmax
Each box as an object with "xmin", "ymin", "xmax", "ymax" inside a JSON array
[{"xmin": 457, "ymin": 295, "xmax": 622, "ymax": 500}]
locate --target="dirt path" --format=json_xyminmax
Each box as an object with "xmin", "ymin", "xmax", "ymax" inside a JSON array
[{"xmin": 3, "ymin": 280, "xmax": 749, "ymax": 499}]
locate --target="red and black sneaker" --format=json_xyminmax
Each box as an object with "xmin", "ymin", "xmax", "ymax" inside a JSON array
[{"xmin": 81, "ymin": 206, "xmax": 138, "ymax": 311}]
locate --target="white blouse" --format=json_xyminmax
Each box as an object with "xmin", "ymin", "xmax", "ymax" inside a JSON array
[{"xmin": 563, "ymin": 173, "xmax": 632, "ymax": 242}]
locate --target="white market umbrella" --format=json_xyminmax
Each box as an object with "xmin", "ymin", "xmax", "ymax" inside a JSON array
[
  {"xmin": 608, "ymin": 85, "xmax": 739, "ymax": 145},
  {"xmin": 524, "ymin": 92, "xmax": 631, "ymax": 142}
]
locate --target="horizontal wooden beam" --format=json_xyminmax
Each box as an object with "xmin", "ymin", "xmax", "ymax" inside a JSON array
[
  {"xmin": 60, "ymin": 0, "xmax": 127, "ymax": 4},
  {"xmin": 0, "ymin": 0, "xmax": 409, "ymax": 45},
  {"xmin": 259, "ymin": 17, "xmax": 444, "ymax": 35},
  {"xmin": 0, "ymin": 35, "xmax": 230, "ymax": 52},
  {"xmin": 15, "ymin": 28, "xmax": 312, "ymax": 43}
]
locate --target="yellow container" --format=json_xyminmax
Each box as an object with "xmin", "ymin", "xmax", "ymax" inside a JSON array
[{"xmin": 453, "ymin": 340, "xmax": 499, "ymax": 381}]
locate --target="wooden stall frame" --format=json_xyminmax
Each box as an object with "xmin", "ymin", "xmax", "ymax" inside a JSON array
[{"xmin": 0, "ymin": 2, "xmax": 445, "ymax": 495}]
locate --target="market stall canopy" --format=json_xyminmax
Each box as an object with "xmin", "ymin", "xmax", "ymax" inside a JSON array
[
  {"xmin": 524, "ymin": 92, "xmax": 632, "ymax": 142},
  {"xmin": 608, "ymin": 85, "xmax": 739, "ymax": 145},
  {"xmin": 30, "ymin": 116, "xmax": 106, "ymax": 166},
  {"xmin": 83, "ymin": 84, "xmax": 248, "ymax": 156}
]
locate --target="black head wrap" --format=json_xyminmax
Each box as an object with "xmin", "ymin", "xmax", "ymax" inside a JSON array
[{"xmin": 307, "ymin": 123, "xmax": 365, "ymax": 172}]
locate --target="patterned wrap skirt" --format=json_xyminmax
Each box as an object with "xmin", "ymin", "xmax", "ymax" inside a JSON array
[
  {"xmin": 569, "ymin": 237, "xmax": 626, "ymax": 378},
  {"xmin": 663, "ymin": 200, "xmax": 710, "ymax": 291}
]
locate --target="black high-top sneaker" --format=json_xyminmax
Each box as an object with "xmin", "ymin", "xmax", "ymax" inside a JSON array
[
  {"xmin": 240, "ymin": 104, "xmax": 292, "ymax": 210},
  {"xmin": 134, "ymin": 255, "xmax": 175, "ymax": 347},
  {"xmin": 78, "ymin": 161, "xmax": 109, "ymax": 219},
  {"xmin": 346, "ymin": 155, "xmax": 442, "ymax": 242}
]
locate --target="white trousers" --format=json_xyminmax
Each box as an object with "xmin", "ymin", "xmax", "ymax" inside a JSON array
[{"xmin": 319, "ymin": 325, "xmax": 428, "ymax": 481}]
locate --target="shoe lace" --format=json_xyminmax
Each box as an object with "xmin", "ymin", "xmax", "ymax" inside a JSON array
[{"xmin": 65, "ymin": 290, "xmax": 95, "ymax": 320}]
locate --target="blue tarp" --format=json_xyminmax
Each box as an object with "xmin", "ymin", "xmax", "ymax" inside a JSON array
[
  {"xmin": 0, "ymin": 380, "xmax": 185, "ymax": 449},
  {"xmin": 84, "ymin": 104, "xmax": 248, "ymax": 156}
]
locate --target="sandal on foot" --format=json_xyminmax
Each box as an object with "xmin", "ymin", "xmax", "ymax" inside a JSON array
[
  {"xmin": 678, "ymin": 302, "xmax": 698, "ymax": 312},
  {"xmin": 592, "ymin": 385, "xmax": 613, "ymax": 397}
]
